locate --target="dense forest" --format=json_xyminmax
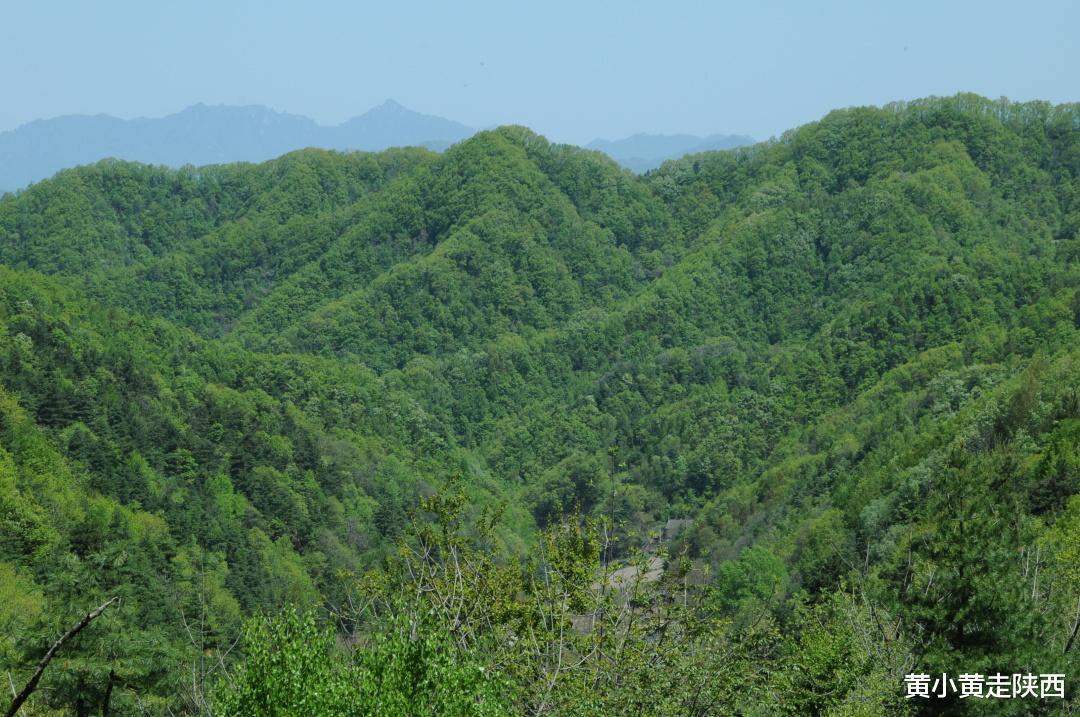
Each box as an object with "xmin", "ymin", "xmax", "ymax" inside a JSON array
[{"xmin": 1, "ymin": 94, "xmax": 1079, "ymax": 715}]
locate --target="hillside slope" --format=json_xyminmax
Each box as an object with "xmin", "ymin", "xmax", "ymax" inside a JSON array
[{"xmin": 1, "ymin": 94, "xmax": 1079, "ymax": 714}]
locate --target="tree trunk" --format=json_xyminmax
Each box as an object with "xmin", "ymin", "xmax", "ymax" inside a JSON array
[
  {"xmin": 1064, "ymin": 595, "xmax": 1080, "ymax": 655},
  {"xmin": 101, "ymin": 670, "xmax": 116, "ymax": 717}
]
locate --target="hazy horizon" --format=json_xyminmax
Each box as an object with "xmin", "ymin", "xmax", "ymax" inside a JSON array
[
  {"xmin": 3, "ymin": 1, "xmax": 1079, "ymax": 144},
  {"xmin": 0, "ymin": 98, "xmax": 755, "ymax": 143}
]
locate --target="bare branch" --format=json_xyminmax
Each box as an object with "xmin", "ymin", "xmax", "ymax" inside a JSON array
[{"xmin": 5, "ymin": 597, "xmax": 118, "ymax": 717}]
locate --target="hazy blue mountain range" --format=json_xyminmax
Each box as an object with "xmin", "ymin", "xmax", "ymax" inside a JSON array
[
  {"xmin": 0, "ymin": 101, "xmax": 754, "ymax": 192},
  {"xmin": 586, "ymin": 132, "xmax": 756, "ymax": 172},
  {"xmin": 0, "ymin": 100, "xmax": 475, "ymax": 192}
]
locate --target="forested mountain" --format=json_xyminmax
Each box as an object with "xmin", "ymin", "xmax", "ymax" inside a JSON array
[
  {"xmin": 1, "ymin": 94, "xmax": 1079, "ymax": 715},
  {"xmin": 0, "ymin": 100, "xmax": 474, "ymax": 193},
  {"xmin": 586, "ymin": 131, "xmax": 756, "ymax": 172}
]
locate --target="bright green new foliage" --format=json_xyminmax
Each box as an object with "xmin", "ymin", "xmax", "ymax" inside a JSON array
[{"xmin": 215, "ymin": 609, "xmax": 513, "ymax": 717}]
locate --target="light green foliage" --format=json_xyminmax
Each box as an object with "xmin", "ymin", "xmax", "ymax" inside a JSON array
[
  {"xmin": 214, "ymin": 611, "xmax": 357, "ymax": 717},
  {"xmin": 0, "ymin": 561, "xmax": 42, "ymax": 666},
  {"xmin": 215, "ymin": 609, "xmax": 512, "ymax": 717},
  {"xmin": 351, "ymin": 611, "xmax": 513, "ymax": 717}
]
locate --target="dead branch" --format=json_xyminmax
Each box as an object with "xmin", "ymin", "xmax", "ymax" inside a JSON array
[{"xmin": 4, "ymin": 597, "xmax": 118, "ymax": 717}]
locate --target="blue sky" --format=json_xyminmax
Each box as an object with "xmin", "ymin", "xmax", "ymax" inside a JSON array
[{"xmin": 2, "ymin": 0, "xmax": 1077, "ymax": 143}]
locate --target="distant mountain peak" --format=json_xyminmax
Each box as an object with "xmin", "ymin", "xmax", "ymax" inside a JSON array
[
  {"xmin": 0, "ymin": 100, "xmax": 757, "ymax": 191},
  {"xmin": 377, "ymin": 98, "xmax": 406, "ymax": 111},
  {"xmin": 0, "ymin": 101, "xmax": 477, "ymax": 192}
]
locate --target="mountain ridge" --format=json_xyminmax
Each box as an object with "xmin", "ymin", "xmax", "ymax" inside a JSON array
[
  {"xmin": 0, "ymin": 102, "xmax": 755, "ymax": 192},
  {"xmin": 0, "ymin": 100, "xmax": 474, "ymax": 192}
]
